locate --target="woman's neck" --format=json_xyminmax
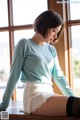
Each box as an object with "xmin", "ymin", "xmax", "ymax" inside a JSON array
[{"xmin": 32, "ymin": 33, "xmax": 45, "ymax": 46}]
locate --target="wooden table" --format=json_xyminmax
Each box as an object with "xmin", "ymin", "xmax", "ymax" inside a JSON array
[{"xmin": 2, "ymin": 101, "xmax": 80, "ymax": 120}]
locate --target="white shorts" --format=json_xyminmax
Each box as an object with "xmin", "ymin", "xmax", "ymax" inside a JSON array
[{"xmin": 23, "ymin": 81, "xmax": 54, "ymax": 114}]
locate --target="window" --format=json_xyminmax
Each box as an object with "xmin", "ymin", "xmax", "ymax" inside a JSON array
[
  {"xmin": 0, "ymin": 0, "xmax": 48, "ymax": 100},
  {"xmin": 0, "ymin": 0, "xmax": 8, "ymax": 27},
  {"xmin": 14, "ymin": 29, "xmax": 35, "ymax": 45},
  {"xmin": 69, "ymin": 0, "xmax": 80, "ymax": 20},
  {"xmin": 13, "ymin": 0, "xmax": 48, "ymax": 25},
  {"xmin": 71, "ymin": 26, "xmax": 80, "ymax": 96},
  {"xmin": 0, "ymin": 32, "xmax": 10, "ymax": 100},
  {"xmin": 65, "ymin": 0, "xmax": 80, "ymax": 96}
]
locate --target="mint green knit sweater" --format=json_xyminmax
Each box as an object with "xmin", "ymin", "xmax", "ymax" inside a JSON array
[{"xmin": 0, "ymin": 38, "xmax": 74, "ymax": 111}]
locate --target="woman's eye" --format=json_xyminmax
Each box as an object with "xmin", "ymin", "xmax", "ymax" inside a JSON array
[
  {"xmin": 53, "ymin": 30, "xmax": 56, "ymax": 33},
  {"xmin": 53, "ymin": 30, "xmax": 56, "ymax": 32}
]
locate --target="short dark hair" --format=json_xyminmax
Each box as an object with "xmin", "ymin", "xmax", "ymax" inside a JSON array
[{"xmin": 34, "ymin": 10, "xmax": 63, "ymax": 40}]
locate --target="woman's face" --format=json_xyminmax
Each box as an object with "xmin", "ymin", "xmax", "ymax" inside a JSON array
[{"xmin": 45, "ymin": 25, "xmax": 62, "ymax": 44}]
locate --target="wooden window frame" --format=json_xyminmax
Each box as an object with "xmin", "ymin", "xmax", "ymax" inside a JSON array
[{"xmin": 63, "ymin": 0, "xmax": 80, "ymax": 90}]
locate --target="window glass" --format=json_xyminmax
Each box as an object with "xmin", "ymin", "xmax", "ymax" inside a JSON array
[
  {"xmin": 0, "ymin": 32, "xmax": 10, "ymax": 100},
  {"xmin": 12, "ymin": 0, "xmax": 48, "ymax": 25},
  {"xmin": 69, "ymin": 0, "xmax": 80, "ymax": 20},
  {"xmin": 71, "ymin": 25, "xmax": 80, "ymax": 96},
  {"xmin": 14, "ymin": 29, "xmax": 35, "ymax": 45},
  {"xmin": 0, "ymin": 0, "xmax": 8, "ymax": 27}
]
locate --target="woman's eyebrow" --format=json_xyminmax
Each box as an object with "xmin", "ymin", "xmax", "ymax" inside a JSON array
[
  {"xmin": 56, "ymin": 27, "xmax": 61, "ymax": 32},
  {"xmin": 53, "ymin": 28, "xmax": 60, "ymax": 33},
  {"xmin": 53, "ymin": 27, "xmax": 58, "ymax": 31}
]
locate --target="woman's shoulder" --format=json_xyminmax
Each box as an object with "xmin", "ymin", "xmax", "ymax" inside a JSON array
[
  {"xmin": 15, "ymin": 38, "xmax": 30, "ymax": 50},
  {"xmin": 17, "ymin": 38, "xmax": 29, "ymax": 45},
  {"xmin": 47, "ymin": 44, "xmax": 57, "ymax": 57},
  {"xmin": 46, "ymin": 43, "xmax": 56, "ymax": 51},
  {"xmin": 14, "ymin": 38, "xmax": 30, "ymax": 53}
]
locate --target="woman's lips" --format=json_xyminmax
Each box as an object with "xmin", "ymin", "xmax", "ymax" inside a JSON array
[{"xmin": 50, "ymin": 38, "xmax": 54, "ymax": 41}]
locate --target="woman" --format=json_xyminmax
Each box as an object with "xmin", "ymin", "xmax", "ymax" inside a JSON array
[{"xmin": 0, "ymin": 10, "xmax": 80, "ymax": 116}]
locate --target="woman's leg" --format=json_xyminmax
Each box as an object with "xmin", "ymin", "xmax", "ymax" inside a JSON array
[
  {"xmin": 31, "ymin": 95, "xmax": 80, "ymax": 117},
  {"xmin": 31, "ymin": 95, "xmax": 68, "ymax": 116}
]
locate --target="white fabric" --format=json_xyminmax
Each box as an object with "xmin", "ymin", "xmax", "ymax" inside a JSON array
[{"xmin": 23, "ymin": 81, "xmax": 54, "ymax": 114}]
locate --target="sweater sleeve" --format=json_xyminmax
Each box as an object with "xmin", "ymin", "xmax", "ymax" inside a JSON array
[
  {"xmin": 52, "ymin": 48, "xmax": 74, "ymax": 96},
  {"xmin": 0, "ymin": 39, "xmax": 27, "ymax": 111}
]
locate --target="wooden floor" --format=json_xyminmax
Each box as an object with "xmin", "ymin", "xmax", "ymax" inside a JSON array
[{"xmin": 1, "ymin": 101, "xmax": 80, "ymax": 120}]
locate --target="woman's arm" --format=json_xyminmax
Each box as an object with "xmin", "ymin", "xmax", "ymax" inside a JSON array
[
  {"xmin": 0, "ymin": 39, "xmax": 27, "ymax": 111},
  {"xmin": 52, "ymin": 48, "xmax": 74, "ymax": 96}
]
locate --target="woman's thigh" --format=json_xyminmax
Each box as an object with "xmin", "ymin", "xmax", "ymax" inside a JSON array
[{"xmin": 31, "ymin": 94, "xmax": 69, "ymax": 116}]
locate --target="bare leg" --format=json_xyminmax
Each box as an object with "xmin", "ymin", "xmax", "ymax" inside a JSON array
[{"xmin": 31, "ymin": 94, "xmax": 69, "ymax": 116}]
